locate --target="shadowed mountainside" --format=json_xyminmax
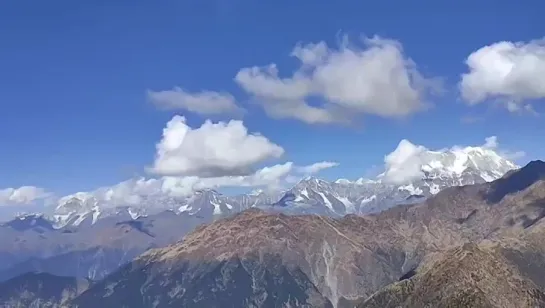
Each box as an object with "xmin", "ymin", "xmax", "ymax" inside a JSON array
[
  {"xmin": 0, "ymin": 210, "xmax": 204, "ymax": 281},
  {"xmin": 0, "ymin": 272, "xmax": 89, "ymax": 308}
]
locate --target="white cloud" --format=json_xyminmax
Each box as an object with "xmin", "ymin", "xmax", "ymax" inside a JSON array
[
  {"xmin": 482, "ymin": 135, "xmax": 526, "ymax": 161},
  {"xmin": 296, "ymin": 161, "xmax": 339, "ymax": 174},
  {"xmin": 382, "ymin": 140, "xmax": 428, "ymax": 184},
  {"xmin": 147, "ymin": 87, "xmax": 243, "ymax": 116},
  {"xmin": 505, "ymin": 100, "xmax": 539, "ymax": 115},
  {"xmin": 460, "ymin": 39, "xmax": 545, "ymax": 111},
  {"xmin": 235, "ymin": 36, "xmax": 437, "ymax": 124},
  {"xmin": 0, "ymin": 186, "xmax": 51, "ymax": 206},
  {"xmin": 482, "ymin": 136, "xmax": 498, "ymax": 149},
  {"xmin": 149, "ymin": 115, "xmax": 284, "ymax": 177}
]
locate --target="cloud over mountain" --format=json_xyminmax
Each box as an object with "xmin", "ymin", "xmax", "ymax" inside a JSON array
[
  {"xmin": 381, "ymin": 136, "xmax": 521, "ymax": 184},
  {"xmin": 235, "ymin": 36, "xmax": 438, "ymax": 124}
]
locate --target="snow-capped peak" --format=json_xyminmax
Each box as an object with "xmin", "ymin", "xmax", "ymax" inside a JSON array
[
  {"xmin": 377, "ymin": 139, "xmax": 518, "ymax": 185},
  {"xmin": 56, "ymin": 192, "xmax": 98, "ymax": 212}
]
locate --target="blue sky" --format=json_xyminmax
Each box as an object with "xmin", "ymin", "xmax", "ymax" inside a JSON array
[{"xmin": 1, "ymin": 0, "xmax": 544, "ymax": 200}]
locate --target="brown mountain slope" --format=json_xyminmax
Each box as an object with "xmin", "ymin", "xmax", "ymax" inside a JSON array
[
  {"xmin": 358, "ymin": 243, "xmax": 545, "ymax": 308},
  {"xmin": 70, "ymin": 161, "xmax": 545, "ymax": 307}
]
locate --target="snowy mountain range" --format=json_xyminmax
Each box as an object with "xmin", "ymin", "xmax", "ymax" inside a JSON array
[
  {"xmin": 0, "ymin": 143, "xmax": 521, "ymax": 285},
  {"xmin": 38, "ymin": 143, "xmax": 518, "ymax": 228}
]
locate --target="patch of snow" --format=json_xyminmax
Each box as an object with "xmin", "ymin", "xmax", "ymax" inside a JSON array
[
  {"xmin": 301, "ymin": 188, "xmax": 309, "ymax": 199},
  {"xmin": 337, "ymin": 196, "xmax": 355, "ymax": 213},
  {"xmin": 317, "ymin": 192, "xmax": 333, "ymax": 211},
  {"xmin": 73, "ymin": 212, "xmax": 89, "ymax": 226},
  {"xmin": 210, "ymin": 200, "xmax": 222, "ymax": 215},
  {"xmin": 360, "ymin": 195, "xmax": 377, "ymax": 203},
  {"xmin": 53, "ymin": 213, "xmax": 73, "ymax": 228},
  {"xmin": 127, "ymin": 208, "xmax": 139, "ymax": 220},
  {"xmin": 480, "ymin": 172, "xmax": 495, "ymax": 182},
  {"xmin": 178, "ymin": 204, "xmax": 192, "ymax": 213},
  {"xmin": 398, "ymin": 184, "xmax": 423, "ymax": 195},
  {"xmin": 92, "ymin": 208, "xmax": 101, "ymax": 224},
  {"xmin": 450, "ymin": 151, "xmax": 469, "ymax": 174}
]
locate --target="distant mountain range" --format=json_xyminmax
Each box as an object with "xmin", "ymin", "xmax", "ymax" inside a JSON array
[
  {"xmin": 0, "ymin": 145, "xmax": 533, "ymax": 308},
  {"xmin": 21, "ymin": 143, "xmax": 518, "ymax": 228},
  {"xmin": 0, "ymin": 145, "xmax": 516, "ymax": 283}
]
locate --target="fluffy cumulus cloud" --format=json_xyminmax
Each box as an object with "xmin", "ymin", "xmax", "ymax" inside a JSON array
[
  {"xmin": 460, "ymin": 39, "xmax": 545, "ymax": 112},
  {"xmin": 235, "ymin": 36, "xmax": 438, "ymax": 124},
  {"xmin": 149, "ymin": 115, "xmax": 284, "ymax": 177},
  {"xmin": 0, "ymin": 186, "xmax": 51, "ymax": 206},
  {"xmin": 147, "ymin": 87, "xmax": 244, "ymax": 116},
  {"xmin": 381, "ymin": 136, "xmax": 525, "ymax": 184}
]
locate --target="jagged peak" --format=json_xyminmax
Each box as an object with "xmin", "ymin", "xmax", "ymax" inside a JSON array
[
  {"xmin": 299, "ymin": 176, "xmax": 327, "ymax": 184},
  {"xmin": 377, "ymin": 139, "xmax": 518, "ymax": 185}
]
